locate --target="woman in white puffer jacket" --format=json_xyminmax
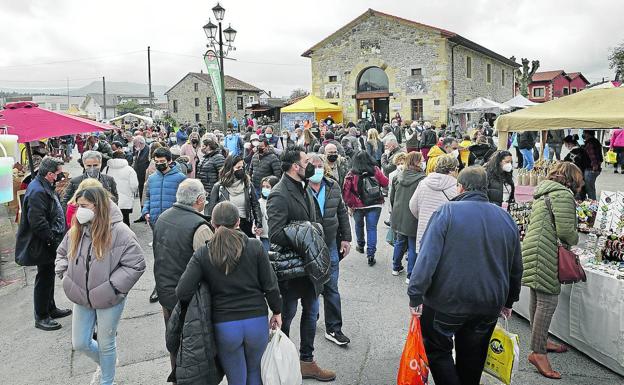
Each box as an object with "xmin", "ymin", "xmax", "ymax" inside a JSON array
[{"xmin": 104, "ymin": 151, "xmax": 139, "ymax": 226}]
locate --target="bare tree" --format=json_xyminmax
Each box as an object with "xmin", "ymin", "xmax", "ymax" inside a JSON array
[
  {"xmin": 515, "ymin": 58, "xmax": 540, "ymax": 97},
  {"xmin": 609, "ymin": 42, "xmax": 624, "ymax": 82},
  {"xmin": 289, "ymin": 88, "xmax": 309, "ymax": 100}
]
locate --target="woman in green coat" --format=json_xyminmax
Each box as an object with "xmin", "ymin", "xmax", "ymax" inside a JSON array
[{"xmin": 521, "ymin": 161, "xmax": 583, "ymax": 379}]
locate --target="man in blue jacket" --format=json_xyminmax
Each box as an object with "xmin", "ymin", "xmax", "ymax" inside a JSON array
[
  {"xmin": 407, "ymin": 166, "xmax": 523, "ymax": 385},
  {"xmin": 142, "ymin": 147, "xmax": 186, "ymax": 303}
]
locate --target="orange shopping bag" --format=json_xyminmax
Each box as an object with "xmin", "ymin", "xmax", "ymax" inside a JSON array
[{"xmin": 397, "ymin": 315, "xmax": 429, "ymax": 385}]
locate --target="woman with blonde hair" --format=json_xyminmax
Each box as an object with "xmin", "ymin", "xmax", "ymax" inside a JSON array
[
  {"xmin": 65, "ymin": 178, "xmax": 105, "ymax": 228},
  {"xmin": 366, "ymin": 129, "xmax": 384, "ymax": 167},
  {"xmin": 302, "ymin": 128, "xmax": 319, "ymax": 153},
  {"xmin": 56, "ymin": 186, "xmax": 145, "ymax": 385},
  {"xmin": 522, "ymin": 161, "xmax": 582, "ymax": 379}
]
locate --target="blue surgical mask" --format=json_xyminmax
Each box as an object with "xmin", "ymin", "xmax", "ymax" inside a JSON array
[
  {"xmin": 309, "ymin": 168, "xmax": 324, "ymax": 183},
  {"xmin": 261, "ymin": 187, "xmax": 271, "ymax": 198},
  {"xmin": 266, "ymin": 133, "xmax": 273, "ymax": 139}
]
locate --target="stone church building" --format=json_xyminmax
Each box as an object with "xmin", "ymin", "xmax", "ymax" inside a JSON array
[{"xmin": 303, "ymin": 9, "xmax": 519, "ymax": 126}]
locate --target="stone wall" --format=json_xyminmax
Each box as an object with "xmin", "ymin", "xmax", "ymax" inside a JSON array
[
  {"xmin": 309, "ymin": 14, "xmax": 515, "ymax": 125},
  {"xmin": 167, "ymin": 74, "xmax": 259, "ymax": 129}
]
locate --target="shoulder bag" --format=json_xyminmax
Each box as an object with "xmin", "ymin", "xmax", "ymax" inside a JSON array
[{"xmin": 543, "ymin": 195, "xmax": 586, "ymax": 284}]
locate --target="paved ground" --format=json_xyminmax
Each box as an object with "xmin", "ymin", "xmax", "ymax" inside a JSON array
[{"xmin": 1, "ymin": 150, "xmax": 623, "ymax": 385}]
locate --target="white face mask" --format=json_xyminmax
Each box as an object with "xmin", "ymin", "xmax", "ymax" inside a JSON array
[
  {"xmin": 75, "ymin": 207, "xmax": 95, "ymax": 224},
  {"xmin": 502, "ymin": 163, "xmax": 513, "ymax": 173},
  {"xmin": 451, "ymin": 149, "xmax": 459, "ymax": 158}
]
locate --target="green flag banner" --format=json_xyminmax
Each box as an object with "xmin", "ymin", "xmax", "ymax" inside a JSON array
[{"xmin": 203, "ymin": 50, "xmax": 223, "ymax": 115}]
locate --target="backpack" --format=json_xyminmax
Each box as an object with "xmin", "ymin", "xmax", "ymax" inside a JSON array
[{"xmin": 357, "ymin": 173, "xmax": 383, "ymax": 206}]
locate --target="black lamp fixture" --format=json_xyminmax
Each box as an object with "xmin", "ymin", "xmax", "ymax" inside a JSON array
[
  {"xmin": 223, "ymin": 24, "xmax": 237, "ymax": 43},
  {"xmin": 203, "ymin": 19, "xmax": 217, "ymax": 40},
  {"xmin": 212, "ymin": 2, "xmax": 225, "ymax": 21}
]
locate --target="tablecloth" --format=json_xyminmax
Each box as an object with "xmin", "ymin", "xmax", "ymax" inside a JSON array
[{"xmin": 515, "ymin": 266, "xmax": 624, "ymax": 375}]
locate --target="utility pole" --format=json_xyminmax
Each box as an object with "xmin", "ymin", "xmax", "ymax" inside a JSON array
[
  {"xmin": 147, "ymin": 46, "xmax": 153, "ymax": 117},
  {"xmin": 66, "ymin": 77, "xmax": 70, "ymax": 111},
  {"xmin": 102, "ymin": 76, "xmax": 107, "ymax": 120}
]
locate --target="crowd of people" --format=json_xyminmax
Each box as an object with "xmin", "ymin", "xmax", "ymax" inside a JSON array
[{"xmin": 13, "ymin": 115, "xmax": 612, "ymax": 385}]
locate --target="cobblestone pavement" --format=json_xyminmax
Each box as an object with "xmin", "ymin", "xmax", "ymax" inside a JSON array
[{"xmin": 1, "ymin": 151, "xmax": 623, "ymax": 385}]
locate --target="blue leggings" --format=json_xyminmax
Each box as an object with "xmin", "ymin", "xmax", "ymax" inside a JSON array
[{"xmin": 214, "ymin": 315, "xmax": 269, "ymax": 385}]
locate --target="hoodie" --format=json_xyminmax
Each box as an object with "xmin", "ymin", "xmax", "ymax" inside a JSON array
[
  {"xmin": 468, "ymin": 143, "xmax": 495, "ymax": 166},
  {"xmin": 409, "ymin": 173, "xmax": 458, "ymax": 250},
  {"xmin": 424, "ymin": 145, "xmax": 447, "ymax": 175},
  {"xmin": 104, "ymin": 158, "xmax": 139, "ymax": 209},
  {"xmin": 407, "ymin": 191, "xmax": 523, "ymax": 316}
]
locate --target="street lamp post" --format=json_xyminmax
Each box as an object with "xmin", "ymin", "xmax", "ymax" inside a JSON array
[{"xmin": 203, "ymin": 3, "xmax": 237, "ymax": 131}]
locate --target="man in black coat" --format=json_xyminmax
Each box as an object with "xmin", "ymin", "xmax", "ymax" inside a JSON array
[
  {"xmin": 153, "ymin": 179, "xmax": 213, "ymax": 378},
  {"xmin": 196, "ymin": 139, "xmax": 225, "ymax": 203},
  {"xmin": 307, "ymin": 154, "xmax": 352, "ymax": 347},
  {"xmin": 267, "ymin": 146, "xmax": 336, "ymax": 382},
  {"xmin": 132, "ymin": 135, "xmax": 150, "ymax": 221},
  {"xmin": 250, "ymin": 137, "xmax": 282, "ymax": 196},
  {"xmin": 14, "ymin": 157, "xmax": 72, "ymax": 331},
  {"xmin": 61, "ymin": 150, "xmax": 118, "ymax": 209}
]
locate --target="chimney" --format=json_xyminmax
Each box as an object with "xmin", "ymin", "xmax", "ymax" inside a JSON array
[{"xmin": 268, "ymin": 91, "xmax": 272, "ymax": 97}]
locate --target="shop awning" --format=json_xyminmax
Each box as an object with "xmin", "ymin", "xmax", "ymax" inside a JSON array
[
  {"xmin": 107, "ymin": 112, "xmax": 153, "ymax": 125},
  {"xmin": 495, "ymin": 88, "xmax": 624, "ymax": 132},
  {"xmin": 503, "ymin": 95, "xmax": 538, "ymax": 109},
  {"xmin": 0, "ymin": 101, "xmax": 115, "ymax": 143}
]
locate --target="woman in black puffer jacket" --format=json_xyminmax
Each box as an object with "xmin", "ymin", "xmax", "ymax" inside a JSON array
[
  {"xmin": 197, "ymin": 139, "xmax": 225, "ymax": 202},
  {"xmin": 485, "ymin": 150, "xmax": 515, "ymax": 206}
]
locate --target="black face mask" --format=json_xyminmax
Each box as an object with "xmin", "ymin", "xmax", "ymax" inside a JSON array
[
  {"xmin": 156, "ymin": 163, "xmax": 168, "ymax": 173},
  {"xmin": 234, "ymin": 169, "xmax": 245, "ymax": 180},
  {"xmin": 327, "ymin": 154, "xmax": 338, "ymax": 162},
  {"xmin": 191, "ymin": 139, "xmax": 199, "ymax": 145},
  {"xmin": 300, "ymin": 162, "xmax": 315, "ymax": 179}
]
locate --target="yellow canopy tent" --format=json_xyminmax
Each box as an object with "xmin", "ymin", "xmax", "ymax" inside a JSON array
[
  {"xmin": 495, "ymin": 88, "xmax": 624, "ymax": 147},
  {"xmin": 280, "ymin": 95, "xmax": 342, "ymax": 130}
]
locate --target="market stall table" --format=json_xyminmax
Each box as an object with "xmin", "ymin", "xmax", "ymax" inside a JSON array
[{"xmin": 514, "ymin": 255, "xmax": 624, "ymax": 376}]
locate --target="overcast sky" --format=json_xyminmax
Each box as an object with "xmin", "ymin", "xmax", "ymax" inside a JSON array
[{"xmin": 0, "ymin": 0, "xmax": 621, "ymax": 97}]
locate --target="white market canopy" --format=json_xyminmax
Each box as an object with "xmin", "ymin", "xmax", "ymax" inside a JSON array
[
  {"xmin": 107, "ymin": 113, "xmax": 153, "ymax": 125},
  {"xmin": 503, "ymin": 94, "xmax": 538, "ymax": 109},
  {"xmin": 449, "ymin": 97, "xmax": 511, "ymax": 114}
]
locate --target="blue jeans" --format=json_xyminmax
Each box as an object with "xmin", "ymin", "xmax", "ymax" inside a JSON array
[
  {"xmin": 519, "ymin": 148, "xmax": 534, "ymax": 170},
  {"xmin": 583, "ymin": 170, "xmax": 600, "ymax": 200},
  {"xmin": 322, "ymin": 243, "xmax": 342, "ymax": 333},
  {"xmin": 214, "ymin": 316, "xmax": 269, "ymax": 385},
  {"xmin": 72, "ymin": 299, "xmax": 126, "ymax": 385},
  {"xmin": 353, "ymin": 207, "xmax": 382, "ymax": 257},
  {"xmin": 280, "ymin": 278, "xmax": 320, "ymax": 362},
  {"xmin": 392, "ymin": 234, "xmax": 417, "ymax": 277},
  {"xmin": 260, "ymin": 237, "xmax": 270, "ymax": 252}
]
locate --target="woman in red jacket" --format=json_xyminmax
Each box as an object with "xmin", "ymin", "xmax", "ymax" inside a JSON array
[{"xmin": 343, "ymin": 151, "xmax": 389, "ymax": 266}]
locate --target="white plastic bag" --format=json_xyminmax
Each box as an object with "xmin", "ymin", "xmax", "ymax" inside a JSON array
[{"xmin": 261, "ymin": 329, "xmax": 302, "ymax": 385}]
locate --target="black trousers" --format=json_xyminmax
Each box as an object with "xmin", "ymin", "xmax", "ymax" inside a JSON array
[
  {"xmin": 420, "ymin": 305, "xmax": 498, "ymax": 385},
  {"xmin": 121, "ymin": 208, "xmax": 132, "ymax": 226},
  {"xmin": 239, "ymin": 217, "xmax": 255, "ymax": 238},
  {"xmin": 34, "ymin": 263, "xmax": 56, "ymax": 320}
]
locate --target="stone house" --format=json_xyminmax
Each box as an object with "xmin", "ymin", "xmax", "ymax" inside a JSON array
[
  {"xmin": 528, "ymin": 70, "xmax": 590, "ymax": 103},
  {"xmin": 303, "ymin": 9, "xmax": 519, "ymax": 126},
  {"xmin": 165, "ymin": 72, "xmax": 262, "ymax": 128}
]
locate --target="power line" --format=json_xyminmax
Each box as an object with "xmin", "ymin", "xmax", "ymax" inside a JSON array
[
  {"xmin": 0, "ymin": 50, "xmax": 145, "ymax": 69},
  {"xmin": 151, "ymin": 49, "xmax": 308, "ymax": 67},
  {"xmin": 0, "ymin": 76, "xmax": 103, "ymax": 83}
]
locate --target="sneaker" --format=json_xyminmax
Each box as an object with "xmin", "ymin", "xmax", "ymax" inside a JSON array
[
  {"xmin": 392, "ymin": 266, "xmax": 405, "ymax": 276},
  {"xmin": 355, "ymin": 245, "xmax": 365, "ymax": 254},
  {"xmin": 325, "ymin": 331, "xmax": 350, "ymax": 346},
  {"xmin": 367, "ymin": 256, "xmax": 376, "ymax": 266},
  {"xmin": 615, "ymin": 170, "xmax": 620, "ymax": 174},
  {"xmin": 405, "ymin": 278, "xmax": 411, "ymax": 284},
  {"xmin": 300, "ymin": 360, "xmax": 336, "ymax": 381}
]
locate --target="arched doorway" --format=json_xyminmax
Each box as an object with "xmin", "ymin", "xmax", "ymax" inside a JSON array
[{"xmin": 356, "ymin": 67, "xmax": 390, "ymax": 128}]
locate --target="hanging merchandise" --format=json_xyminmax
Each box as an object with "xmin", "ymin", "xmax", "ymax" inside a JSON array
[{"xmin": 593, "ymin": 191, "xmax": 624, "ymax": 235}]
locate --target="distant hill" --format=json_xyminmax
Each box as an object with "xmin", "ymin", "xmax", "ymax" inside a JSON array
[{"xmin": 0, "ymin": 81, "xmax": 170, "ymax": 102}]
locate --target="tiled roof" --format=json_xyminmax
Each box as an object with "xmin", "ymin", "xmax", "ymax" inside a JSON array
[
  {"xmin": 531, "ymin": 70, "xmax": 566, "ymax": 82},
  {"xmin": 302, "ymin": 9, "xmax": 519, "ymax": 67},
  {"xmin": 568, "ymin": 72, "xmax": 590, "ymax": 84},
  {"xmin": 167, "ymin": 73, "xmax": 261, "ymax": 93}
]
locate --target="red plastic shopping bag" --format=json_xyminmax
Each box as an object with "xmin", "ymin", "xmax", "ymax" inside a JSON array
[{"xmin": 397, "ymin": 315, "xmax": 429, "ymax": 385}]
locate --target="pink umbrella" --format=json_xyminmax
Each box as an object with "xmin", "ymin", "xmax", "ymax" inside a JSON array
[{"xmin": 0, "ymin": 101, "xmax": 114, "ymax": 143}]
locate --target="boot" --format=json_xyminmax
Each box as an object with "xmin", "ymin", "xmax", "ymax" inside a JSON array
[
  {"xmin": 300, "ymin": 360, "xmax": 336, "ymax": 382},
  {"xmin": 367, "ymin": 255, "xmax": 376, "ymax": 266}
]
